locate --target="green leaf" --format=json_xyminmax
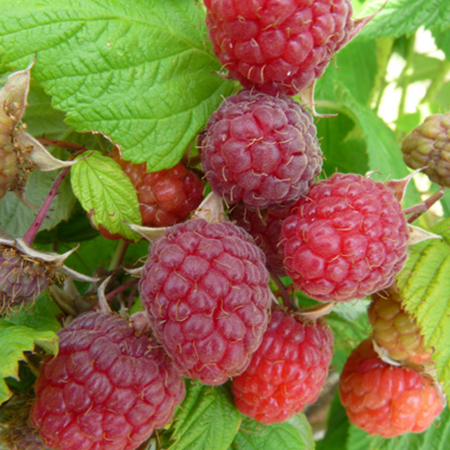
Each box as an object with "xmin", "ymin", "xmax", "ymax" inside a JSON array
[
  {"xmin": 432, "ymin": 27, "xmax": 450, "ymax": 59},
  {"xmin": 3, "ymin": 292, "xmax": 62, "ymax": 334},
  {"xmin": 0, "ymin": 322, "xmax": 58, "ymax": 404},
  {"xmin": 316, "ymin": 394, "xmax": 350, "ymax": 450},
  {"xmin": 0, "ymin": 0, "xmax": 235, "ymax": 171},
  {"xmin": 360, "ymin": 0, "xmax": 450, "ymax": 39},
  {"xmin": 23, "ymin": 79, "xmax": 71, "ymax": 138},
  {"xmin": 228, "ymin": 415, "xmax": 309, "ymax": 450},
  {"xmin": 170, "ymin": 381, "xmax": 241, "ymax": 450},
  {"xmin": 397, "ymin": 218, "xmax": 450, "ymax": 397},
  {"xmin": 70, "ymin": 151, "xmax": 142, "ymax": 242},
  {"xmin": 0, "ymin": 162, "xmax": 76, "ymax": 237},
  {"xmin": 326, "ymin": 300, "xmax": 371, "ymax": 373}
]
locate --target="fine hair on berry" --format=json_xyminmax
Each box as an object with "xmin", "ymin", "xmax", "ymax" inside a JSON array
[
  {"xmin": 30, "ymin": 312, "xmax": 185, "ymax": 450},
  {"xmin": 280, "ymin": 173, "xmax": 409, "ymax": 302},
  {"xmin": 139, "ymin": 218, "xmax": 272, "ymax": 385},
  {"xmin": 199, "ymin": 89, "xmax": 322, "ymax": 210}
]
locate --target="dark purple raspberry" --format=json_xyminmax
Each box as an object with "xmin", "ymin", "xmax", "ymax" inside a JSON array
[
  {"xmin": 205, "ymin": 0, "xmax": 355, "ymax": 95},
  {"xmin": 232, "ymin": 307, "xmax": 334, "ymax": 424},
  {"xmin": 30, "ymin": 312, "xmax": 185, "ymax": 450},
  {"xmin": 401, "ymin": 113, "xmax": 450, "ymax": 187},
  {"xmin": 138, "ymin": 218, "xmax": 272, "ymax": 385},
  {"xmin": 280, "ymin": 173, "xmax": 409, "ymax": 302},
  {"xmin": 0, "ymin": 245, "xmax": 54, "ymax": 313},
  {"xmin": 229, "ymin": 204, "xmax": 290, "ymax": 276},
  {"xmin": 199, "ymin": 90, "xmax": 322, "ymax": 210}
]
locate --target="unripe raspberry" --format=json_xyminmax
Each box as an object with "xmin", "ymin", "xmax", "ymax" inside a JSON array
[
  {"xmin": 0, "ymin": 146, "xmax": 19, "ymax": 199},
  {"xmin": 205, "ymin": 0, "xmax": 355, "ymax": 95},
  {"xmin": 229, "ymin": 204, "xmax": 289, "ymax": 276},
  {"xmin": 0, "ymin": 245, "xmax": 55, "ymax": 313},
  {"xmin": 401, "ymin": 113, "xmax": 450, "ymax": 187},
  {"xmin": 199, "ymin": 90, "xmax": 322, "ymax": 210},
  {"xmin": 232, "ymin": 307, "xmax": 334, "ymax": 424},
  {"xmin": 339, "ymin": 339, "xmax": 445, "ymax": 438},
  {"xmin": 369, "ymin": 286, "xmax": 433, "ymax": 365},
  {"xmin": 280, "ymin": 173, "xmax": 409, "ymax": 302},
  {"xmin": 0, "ymin": 393, "xmax": 50, "ymax": 450},
  {"xmin": 139, "ymin": 218, "xmax": 272, "ymax": 385},
  {"xmin": 30, "ymin": 312, "xmax": 185, "ymax": 450}
]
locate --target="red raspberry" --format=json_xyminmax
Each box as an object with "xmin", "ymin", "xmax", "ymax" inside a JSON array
[
  {"xmin": 205, "ymin": 0, "xmax": 354, "ymax": 95},
  {"xmin": 229, "ymin": 204, "xmax": 290, "ymax": 276},
  {"xmin": 138, "ymin": 218, "xmax": 272, "ymax": 385},
  {"xmin": 30, "ymin": 312, "xmax": 185, "ymax": 450},
  {"xmin": 339, "ymin": 339, "xmax": 444, "ymax": 438},
  {"xmin": 199, "ymin": 90, "xmax": 322, "ymax": 210},
  {"xmin": 369, "ymin": 286, "xmax": 433, "ymax": 365},
  {"xmin": 96, "ymin": 152, "xmax": 204, "ymax": 240},
  {"xmin": 232, "ymin": 307, "xmax": 334, "ymax": 424},
  {"xmin": 280, "ymin": 173, "xmax": 409, "ymax": 302}
]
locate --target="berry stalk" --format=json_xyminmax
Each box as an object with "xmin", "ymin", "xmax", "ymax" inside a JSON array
[{"xmin": 23, "ymin": 166, "xmax": 71, "ymax": 246}]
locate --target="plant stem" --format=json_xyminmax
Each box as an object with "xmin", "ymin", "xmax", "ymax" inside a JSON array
[
  {"xmin": 23, "ymin": 167, "xmax": 71, "ymax": 246},
  {"xmin": 272, "ymin": 275, "xmax": 297, "ymax": 310},
  {"xmin": 106, "ymin": 278, "xmax": 139, "ymax": 302},
  {"xmin": 405, "ymin": 188, "xmax": 446, "ymax": 223},
  {"xmin": 421, "ymin": 59, "xmax": 450, "ymax": 106},
  {"xmin": 108, "ymin": 240, "xmax": 129, "ymax": 271},
  {"xmin": 36, "ymin": 137, "xmax": 87, "ymax": 152}
]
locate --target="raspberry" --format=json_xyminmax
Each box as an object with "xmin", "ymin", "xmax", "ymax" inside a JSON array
[
  {"xmin": 96, "ymin": 152, "xmax": 204, "ymax": 240},
  {"xmin": 30, "ymin": 312, "xmax": 185, "ymax": 450},
  {"xmin": 339, "ymin": 339, "xmax": 444, "ymax": 438},
  {"xmin": 113, "ymin": 152, "xmax": 204, "ymax": 227},
  {"xmin": 199, "ymin": 90, "xmax": 322, "ymax": 210},
  {"xmin": 401, "ymin": 113, "xmax": 450, "ymax": 187},
  {"xmin": 280, "ymin": 173, "xmax": 409, "ymax": 302},
  {"xmin": 232, "ymin": 307, "xmax": 333, "ymax": 424},
  {"xmin": 138, "ymin": 218, "xmax": 272, "ymax": 385},
  {"xmin": 0, "ymin": 245, "xmax": 55, "ymax": 313},
  {"xmin": 205, "ymin": 0, "xmax": 354, "ymax": 95},
  {"xmin": 0, "ymin": 146, "xmax": 19, "ymax": 199},
  {"xmin": 369, "ymin": 286, "xmax": 433, "ymax": 365},
  {"xmin": 229, "ymin": 204, "xmax": 290, "ymax": 276}
]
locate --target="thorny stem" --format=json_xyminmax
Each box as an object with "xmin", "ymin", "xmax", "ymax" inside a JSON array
[
  {"xmin": 404, "ymin": 188, "xmax": 446, "ymax": 223},
  {"xmin": 36, "ymin": 137, "xmax": 87, "ymax": 152},
  {"xmin": 271, "ymin": 274, "xmax": 297, "ymax": 310},
  {"xmin": 106, "ymin": 278, "xmax": 139, "ymax": 303},
  {"xmin": 23, "ymin": 167, "xmax": 71, "ymax": 246},
  {"xmin": 108, "ymin": 240, "xmax": 129, "ymax": 271}
]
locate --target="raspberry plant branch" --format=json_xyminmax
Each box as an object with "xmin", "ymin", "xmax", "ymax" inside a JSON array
[
  {"xmin": 271, "ymin": 274, "xmax": 297, "ymax": 310},
  {"xmin": 22, "ymin": 166, "xmax": 71, "ymax": 246},
  {"xmin": 108, "ymin": 240, "xmax": 129, "ymax": 272},
  {"xmin": 404, "ymin": 188, "xmax": 446, "ymax": 224},
  {"xmin": 105, "ymin": 278, "xmax": 139, "ymax": 303}
]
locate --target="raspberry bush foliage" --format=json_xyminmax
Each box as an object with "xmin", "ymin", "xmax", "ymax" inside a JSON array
[{"xmin": 2, "ymin": 1, "xmax": 450, "ymax": 449}]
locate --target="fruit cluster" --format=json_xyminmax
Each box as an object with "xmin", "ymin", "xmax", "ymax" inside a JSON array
[{"xmin": 2, "ymin": 1, "xmax": 449, "ymax": 450}]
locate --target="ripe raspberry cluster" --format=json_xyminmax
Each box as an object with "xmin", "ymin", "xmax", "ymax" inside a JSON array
[{"xmin": 17, "ymin": 0, "xmax": 448, "ymax": 447}]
